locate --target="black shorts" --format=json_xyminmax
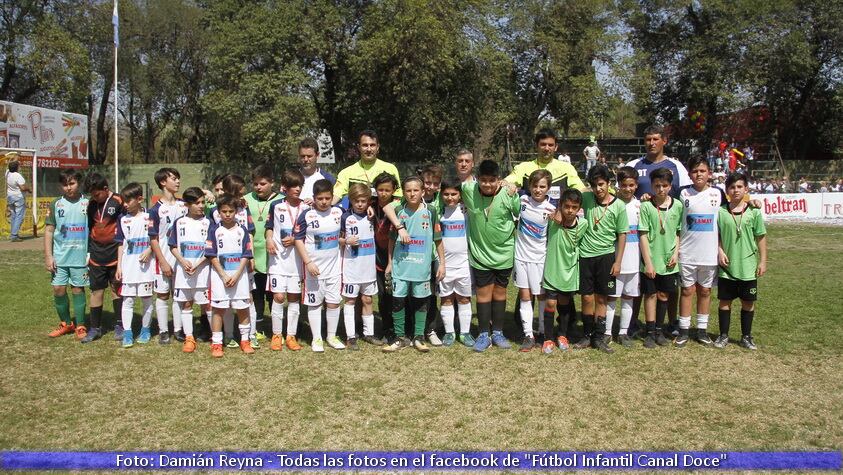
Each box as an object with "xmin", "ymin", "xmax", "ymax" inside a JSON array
[
  {"xmin": 579, "ymin": 253, "xmax": 614, "ymax": 296},
  {"xmin": 471, "ymin": 266, "xmax": 512, "ymax": 288},
  {"xmin": 718, "ymin": 278, "xmax": 757, "ymax": 301},
  {"xmin": 543, "ymin": 285, "xmax": 575, "ymax": 302},
  {"xmin": 641, "ymin": 273, "xmax": 679, "ymax": 295},
  {"xmin": 89, "ymin": 264, "xmax": 119, "ymax": 291}
]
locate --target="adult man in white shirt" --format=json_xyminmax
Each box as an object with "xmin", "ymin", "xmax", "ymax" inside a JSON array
[
  {"xmin": 5, "ymin": 156, "xmax": 30, "ymax": 242},
  {"xmin": 583, "ymin": 140, "xmax": 600, "ymax": 174}
]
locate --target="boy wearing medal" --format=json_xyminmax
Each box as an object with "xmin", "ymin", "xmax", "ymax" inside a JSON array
[
  {"xmin": 638, "ymin": 167, "xmax": 683, "ymax": 348},
  {"xmin": 244, "ymin": 164, "xmax": 279, "ymax": 339}
]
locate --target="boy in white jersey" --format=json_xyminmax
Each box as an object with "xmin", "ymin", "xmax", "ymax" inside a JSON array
[
  {"xmin": 115, "ymin": 183, "xmax": 156, "ymax": 348},
  {"xmin": 514, "ymin": 169, "xmax": 556, "ymax": 352},
  {"xmin": 339, "ymin": 184, "xmax": 378, "ymax": 350},
  {"xmin": 148, "ymin": 167, "xmax": 187, "ymax": 344},
  {"xmin": 606, "ymin": 167, "xmax": 641, "ymax": 348},
  {"xmin": 437, "ymin": 179, "xmax": 474, "ymax": 347},
  {"xmin": 266, "ymin": 169, "xmax": 308, "ymax": 352},
  {"xmin": 168, "ymin": 187, "xmax": 211, "ymax": 353},
  {"xmin": 677, "ymin": 156, "xmax": 726, "ymax": 347},
  {"xmin": 294, "ymin": 179, "xmax": 345, "ymax": 352},
  {"xmin": 206, "ymin": 194, "xmax": 255, "ymax": 358}
]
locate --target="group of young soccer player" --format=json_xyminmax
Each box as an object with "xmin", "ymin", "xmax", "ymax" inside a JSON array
[{"xmin": 44, "ymin": 130, "xmax": 768, "ymax": 357}]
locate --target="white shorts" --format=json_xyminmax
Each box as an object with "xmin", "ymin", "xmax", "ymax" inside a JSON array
[
  {"xmin": 153, "ymin": 273, "xmax": 172, "ymax": 294},
  {"xmin": 514, "ymin": 260, "xmax": 544, "ymax": 295},
  {"xmin": 610, "ymin": 272, "xmax": 640, "ymax": 298},
  {"xmin": 121, "ymin": 282, "xmax": 153, "ymax": 297},
  {"xmin": 304, "ymin": 275, "xmax": 342, "ymax": 306},
  {"xmin": 268, "ymin": 274, "xmax": 302, "ymax": 294},
  {"xmin": 341, "ymin": 281, "xmax": 378, "ymax": 298},
  {"xmin": 680, "ymin": 264, "xmax": 718, "ymax": 288},
  {"xmin": 173, "ymin": 288, "xmax": 209, "ymax": 305},
  {"xmin": 438, "ymin": 274, "xmax": 473, "ymax": 297},
  {"xmin": 211, "ymin": 298, "xmax": 250, "ymax": 310}
]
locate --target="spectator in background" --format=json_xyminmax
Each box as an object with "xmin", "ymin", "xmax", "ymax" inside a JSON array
[
  {"xmin": 764, "ymin": 180, "xmax": 777, "ymax": 194},
  {"xmin": 5, "ymin": 154, "xmax": 30, "ymax": 242},
  {"xmin": 583, "ymin": 139, "xmax": 600, "ymax": 175},
  {"xmin": 798, "ymin": 178, "xmax": 810, "ymax": 193},
  {"xmin": 820, "ymin": 181, "xmax": 829, "ymax": 193},
  {"xmin": 557, "ymin": 150, "xmax": 572, "ymax": 164},
  {"xmin": 715, "ymin": 176, "xmax": 726, "ymax": 192},
  {"xmin": 831, "ymin": 179, "xmax": 842, "ymax": 192}
]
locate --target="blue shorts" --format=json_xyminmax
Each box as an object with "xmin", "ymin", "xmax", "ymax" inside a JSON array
[
  {"xmin": 51, "ymin": 266, "xmax": 89, "ymax": 287},
  {"xmin": 393, "ymin": 278, "xmax": 431, "ymax": 299}
]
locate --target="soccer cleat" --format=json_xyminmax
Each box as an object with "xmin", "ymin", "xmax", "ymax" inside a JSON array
[
  {"xmin": 347, "ymin": 337, "xmax": 360, "ymax": 351},
  {"xmin": 182, "ymin": 336, "xmax": 196, "ymax": 353},
  {"xmin": 542, "ymin": 340, "xmax": 555, "ymax": 354},
  {"xmin": 674, "ymin": 332, "xmax": 689, "ymax": 348},
  {"xmin": 740, "ymin": 335, "xmax": 757, "ymax": 351},
  {"xmin": 255, "ymin": 331, "xmax": 267, "ymax": 341},
  {"xmin": 210, "ymin": 343, "xmax": 224, "ymax": 358},
  {"xmin": 122, "ymin": 329, "xmax": 135, "ymax": 348},
  {"xmin": 137, "ymin": 327, "xmax": 152, "ymax": 344},
  {"xmin": 225, "ymin": 338, "xmax": 238, "ymax": 349},
  {"xmin": 442, "ymin": 333, "xmax": 456, "ymax": 347},
  {"xmin": 48, "ymin": 322, "xmax": 75, "ymax": 338},
  {"xmin": 644, "ymin": 335, "xmax": 656, "ymax": 349},
  {"xmin": 572, "ymin": 337, "xmax": 592, "ymax": 349},
  {"xmin": 240, "ymin": 340, "xmax": 255, "ymax": 354},
  {"xmin": 80, "ymin": 327, "xmax": 102, "ymax": 343},
  {"xmin": 491, "ymin": 331, "xmax": 511, "ymax": 349},
  {"xmin": 592, "ymin": 335, "xmax": 615, "ymax": 354},
  {"xmin": 473, "ymin": 332, "xmax": 491, "ymax": 352},
  {"xmin": 460, "ymin": 333, "xmax": 476, "ymax": 347},
  {"xmin": 113, "ymin": 323, "xmax": 124, "ymax": 341},
  {"xmin": 413, "ymin": 336, "xmax": 430, "ymax": 353},
  {"xmin": 250, "ymin": 336, "xmax": 260, "ymax": 349},
  {"xmin": 158, "ymin": 331, "xmax": 171, "ymax": 345},
  {"xmin": 696, "ymin": 330, "xmax": 714, "ymax": 346},
  {"xmin": 618, "ymin": 334, "xmax": 633, "ymax": 348},
  {"xmin": 74, "ymin": 325, "xmax": 88, "ymax": 341},
  {"xmin": 311, "ymin": 338, "xmax": 325, "ymax": 353},
  {"xmin": 655, "ymin": 332, "xmax": 669, "ymax": 346},
  {"xmin": 361, "ymin": 335, "xmax": 384, "ymax": 346},
  {"xmin": 270, "ymin": 334, "xmax": 283, "ymax": 351},
  {"xmin": 285, "ymin": 335, "xmax": 302, "ymax": 351},
  {"xmin": 556, "ymin": 336, "xmax": 570, "ymax": 351},
  {"xmin": 714, "ymin": 334, "xmax": 729, "ymax": 349},
  {"xmin": 175, "ymin": 330, "xmax": 186, "ymax": 342},
  {"xmin": 536, "ymin": 333, "xmax": 546, "ymax": 347},
  {"xmin": 326, "ymin": 336, "xmax": 346, "ymax": 350},
  {"xmin": 381, "ymin": 339, "xmax": 401, "ymax": 353},
  {"xmin": 519, "ymin": 335, "xmax": 535, "ymax": 352},
  {"xmin": 427, "ymin": 331, "xmax": 443, "ymax": 347}
]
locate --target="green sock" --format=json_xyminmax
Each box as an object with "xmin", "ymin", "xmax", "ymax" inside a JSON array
[
  {"xmin": 394, "ymin": 307, "xmax": 405, "ymax": 338},
  {"xmin": 54, "ymin": 294, "xmax": 71, "ymax": 325},
  {"xmin": 72, "ymin": 292, "xmax": 87, "ymax": 327},
  {"xmin": 414, "ymin": 309, "xmax": 426, "ymax": 338}
]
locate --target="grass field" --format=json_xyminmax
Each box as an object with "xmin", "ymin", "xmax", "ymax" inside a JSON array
[{"xmin": 0, "ymin": 224, "xmax": 841, "ymax": 454}]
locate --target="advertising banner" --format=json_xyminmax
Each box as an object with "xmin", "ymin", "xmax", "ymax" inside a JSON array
[
  {"xmin": 759, "ymin": 193, "xmax": 843, "ymax": 219},
  {"xmin": 0, "ymin": 100, "xmax": 89, "ymax": 168}
]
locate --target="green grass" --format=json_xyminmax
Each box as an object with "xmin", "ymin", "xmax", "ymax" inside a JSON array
[{"xmin": 0, "ymin": 224, "xmax": 841, "ymax": 452}]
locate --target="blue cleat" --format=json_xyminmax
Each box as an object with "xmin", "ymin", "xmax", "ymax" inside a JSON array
[
  {"xmin": 122, "ymin": 329, "xmax": 134, "ymax": 348},
  {"xmin": 442, "ymin": 333, "xmax": 456, "ymax": 347},
  {"xmin": 113, "ymin": 323, "xmax": 124, "ymax": 341},
  {"xmin": 137, "ymin": 327, "xmax": 152, "ymax": 344},
  {"xmin": 473, "ymin": 332, "xmax": 491, "ymax": 352},
  {"xmin": 492, "ymin": 331, "xmax": 511, "ymax": 349},
  {"xmin": 460, "ymin": 333, "xmax": 475, "ymax": 347}
]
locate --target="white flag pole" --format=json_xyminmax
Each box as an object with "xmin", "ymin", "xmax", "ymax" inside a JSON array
[{"xmin": 113, "ymin": 0, "xmax": 119, "ymax": 190}]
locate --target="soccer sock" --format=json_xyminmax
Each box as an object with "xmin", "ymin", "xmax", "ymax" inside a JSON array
[
  {"xmin": 326, "ymin": 307, "xmax": 340, "ymax": 339},
  {"xmin": 239, "ymin": 323, "xmax": 250, "ymax": 342},
  {"xmin": 344, "ymin": 303, "xmax": 356, "ymax": 339},
  {"xmin": 594, "ymin": 317, "xmax": 607, "ymax": 340},
  {"xmin": 537, "ymin": 299, "xmax": 546, "ymax": 334},
  {"xmin": 54, "ymin": 294, "xmax": 71, "ymax": 325},
  {"xmin": 271, "ymin": 301, "xmax": 284, "ymax": 335},
  {"xmin": 457, "ymin": 303, "xmax": 472, "ymax": 335},
  {"xmin": 90, "ymin": 306, "xmax": 103, "ymax": 329},
  {"xmin": 655, "ymin": 300, "xmax": 668, "ymax": 331},
  {"xmin": 740, "ymin": 309, "xmax": 754, "ymax": 337},
  {"xmin": 172, "ymin": 300, "xmax": 182, "ymax": 332},
  {"xmin": 362, "ymin": 314, "xmax": 375, "ymax": 337},
  {"xmin": 620, "ymin": 299, "xmax": 633, "ymax": 335},
  {"xmin": 287, "ymin": 303, "xmax": 300, "ymax": 336},
  {"xmin": 476, "ymin": 302, "xmax": 491, "ymax": 334},
  {"xmin": 393, "ymin": 305, "xmax": 406, "ymax": 338},
  {"xmin": 519, "ymin": 300, "xmax": 533, "ymax": 336},
  {"xmin": 679, "ymin": 315, "xmax": 691, "ymax": 336},
  {"xmin": 249, "ymin": 302, "xmax": 257, "ymax": 338},
  {"xmin": 718, "ymin": 308, "xmax": 731, "ymax": 336},
  {"xmin": 605, "ymin": 300, "xmax": 617, "ymax": 336},
  {"xmin": 155, "ymin": 298, "xmax": 169, "ymax": 334},
  {"xmin": 646, "ymin": 320, "xmax": 656, "ymax": 336},
  {"xmin": 71, "ymin": 292, "xmax": 86, "ymax": 327},
  {"xmin": 112, "ymin": 298, "xmax": 123, "ymax": 327},
  {"xmin": 582, "ymin": 314, "xmax": 595, "ymax": 338},
  {"xmin": 308, "ymin": 306, "xmax": 322, "ymax": 341},
  {"xmin": 211, "ymin": 331, "xmax": 223, "ymax": 345},
  {"xmin": 441, "ymin": 305, "xmax": 455, "ymax": 334},
  {"xmin": 121, "ymin": 297, "xmax": 134, "ymax": 330},
  {"xmin": 181, "ymin": 308, "xmax": 194, "ymax": 337},
  {"xmin": 223, "ymin": 309, "xmax": 234, "ymax": 339},
  {"xmin": 414, "ymin": 308, "xmax": 427, "ymax": 338},
  {"xmin": 556, "ymin": 307, "xmax": 570, "ymax": 338},
  {"xmin": 697, "ymin": 314, "xmax": 709, "ymax": 330},
  {"xmin": 491, "ymin": 300, "xmax": 506, "ymax": 332},
  {"xmin": 140, "ymin": 297, "xmax": 153, "ymax": 328},
  {"xmin": 543, "ymin": 310, "xmax": 555, "ymax": 339}
]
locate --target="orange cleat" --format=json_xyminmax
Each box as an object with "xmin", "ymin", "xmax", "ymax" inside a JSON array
[
  {"xmin": 285, "ymin": 335, "xmax": 302, "ymax": 351},
  {"xmin": 210, "ymin": 343, "xmax": 224, "ymax": 358},
  {"xmin": 74, "ymin": 325, "xmax": 88, "ymax": 341},
  {"xmin": 240, "ymin": 340, "xmax": 255, "ymax": 354},
  {"xmin": 270, "ymin": 334, "xmax": 283, "ymax": 351},
  {"xmin": 183, "ymin": 335, "xmax": 196, "ymax": 353},
  {"xmin": 48, "ymin": 322, "xmax": 75, "ymax": 338}
]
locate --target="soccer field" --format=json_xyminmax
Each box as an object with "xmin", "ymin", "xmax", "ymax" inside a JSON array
[{"xmin": 1, "ymin": 224, "xmax": 841, "ymax": 452}]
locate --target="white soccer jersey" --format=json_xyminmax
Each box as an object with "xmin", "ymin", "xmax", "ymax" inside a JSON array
[
  {"xmin": 619, "ymin": 198, "xmax": 642, "ymax": 274},
  {"xmin": 206, "ymin": 223, "xmax": 253, "ymax": 300},
  {"xmin": 301, "ymin": 169, "xmax": 332, "ymax": 201},
  {"xmin": 679, "ymin": 186, "xmax": 726, "ymax": 265},
  {"xmin": 294, "ymin": 206, "xmax": 343, "ymax": 279},
  {"xmin": 515, "ymin": 195, "xmax": 555, "ymax": 263},
  {"xmin": 211, "ymin": 205, "xmax": 255, "ymax": 234},
  {"xmin": 114, "ymin": 211, "xmax": 156, "ymax": 284},
  {"xmin": 149, "ymin": 199, "xmax": 187, "ymax": 267},
  {"xmin": 340, "ymin": 210, "xmax": 376, "ymax": 284},
  {"xmin": 266, "ymin": 198, "xmax": 309, "ymax": 277},
  {"xmin": 168, "ymin": 215, "xmax": 211, "ymax": 289},
  {"xmin": 439, "ymin": 204, "xmax": 470, "ymax": 278}
]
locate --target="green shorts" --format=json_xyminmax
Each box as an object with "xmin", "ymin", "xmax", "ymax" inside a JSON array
[
  {"xmin": 51, "ymin": 266, "xmax": 89, "ymax": 287},
  {"xmin": 392, "ymin": 278, "xmax": 431, "ymax": 299}
]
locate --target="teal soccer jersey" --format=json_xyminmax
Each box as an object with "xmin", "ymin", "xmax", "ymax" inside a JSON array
[
  {"xmin": 391, "ymin": 202, "xmax": 440, "ymax": 282},
  {"xmin": 46, "ymin": 196, "xmax": 89, "ymax": 267}
]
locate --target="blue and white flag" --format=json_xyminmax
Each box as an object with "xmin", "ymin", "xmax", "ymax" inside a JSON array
[{"xmin": 112, "ymin": 0, "xmax": 119, "ymax": 47}]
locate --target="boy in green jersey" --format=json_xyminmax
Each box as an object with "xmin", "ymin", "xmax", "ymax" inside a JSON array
[
  {"xmin": 541, "ymin": 188, "xmax": 587, "ymax": 354},
  {"xmin": 639, "ymin": 167, "xmax": 683, "ymax": 349},
  {"xmin": 45, "ymin": 169, "xmax": 90, "ymax": 341},
  {"xmin": 244, "ymin": 164, "xmax": 279, "ymax": 339},
  {"xmin": 576, "ymin": 165, "xmax": 628, "ymax": 354},
  {"xmin": 715, "ymin": 172, "xmax": 767, "ymax": 350},
  {"xmin": 383, "ymin": 176, "xmax": 445, "ymax": 353}
]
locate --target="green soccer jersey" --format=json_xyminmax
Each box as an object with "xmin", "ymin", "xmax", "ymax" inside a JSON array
[
  {"xmin": 244, "ymin": 191, "xmax": 280, "ymax": 273},
  {"xmin": 543, "ymin": 217, "xmax": 588, "ymax": 292},
  {"xmin": 46, "ymin": 195, "xmax": 90, "ymax": 267},
  {"xmin": 717, "ymin": 205, "xmax": 766, "ymax": 281},
  {"xmin": 461, "ymin": 182, "xmax": 521, "ymax": 270},
  {"xmin": 391, "ymin": 202, "xmax": 440, "ymax": 282},
  {"xmin": 579, "ymin": 192, "xmax": 629, "ymax": 258},
  {"xmin": 639, "ymin": 197, "xmax": 683, "ymax": 275}
]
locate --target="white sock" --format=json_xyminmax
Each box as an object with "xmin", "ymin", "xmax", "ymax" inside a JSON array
[
  {"xmin": 223, "ymin": 309, "xmax": 234, "ymax": 339},
  {"xmin": 249, "ymin": 302, "xmax": 257, "ymax": 338},
  {"xmin": 155, "ymin": 298, "xmax": 169, "ymax": 333},
  {"xmin": 140, "ymin": 297, "xmax": 153, "ymax": 328},
  {"xmin": 271, "ymin": 300, "xmax": 284, "ymax": 335},
  {"xmin": 362, "ymin": 314, "xmax": 375, "ymax": 336},
  {"xmin": 519, "ymin": 300, "xmax": 533, "ymax": 336},
  {"xmin": 287, "ymin": 303, "xmax": 300, "ymax": 336},
  {"xmin": 181, "ymin": 308, "xmax": 194, "ymax": 337},
  {"xmin": 239, "ymin": 322, "xmax": 250, "ymax": 341},
  {"xmin": 458, "ymin": 303, "xmax": 472, "ymax": 335},
  {"xmin": 697, "ymin": 314, "xmax": 709, "ymax": 330},
  {"xmin": 606, "ymin": 299, "xmax": 617, "ymax": 335},
  {"xmin": 326, "ymin": 307, "xmax": 340, "ymax": 339},
  {"xmin": 620, "ymin": 299, "xmax": 633, "ymax": 335},
  {"xmin": 122, "ymin": 296, "xmax": 135, "ymax": 329},
  {"xmin": 441, "ymin": 305, "xmax": 455, "ymax": 334},
  {"xmin": 205, "ymin": 308, "xmax": 212, "ymax": 327},
  {"xmin": 308, "ymin": 306, "xmax": 322, "ymax": 341},
  {"xmin": 172, "ymin": 300, "xmax": 182, "ymax": 332},
  {"xmin": 344, "ymin": 303, "xmax": 356, "ymax": 339},
  {"xmin": 679, "ymin": 315, "xmax": 692, "ymax": 330},
  {"xmin": 537, "ymin": 299, "xmax": 547, "ymax": 334},
  {"xmin": 212, "ymin": 331, "xmax": 223, "ymax": 345}
]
